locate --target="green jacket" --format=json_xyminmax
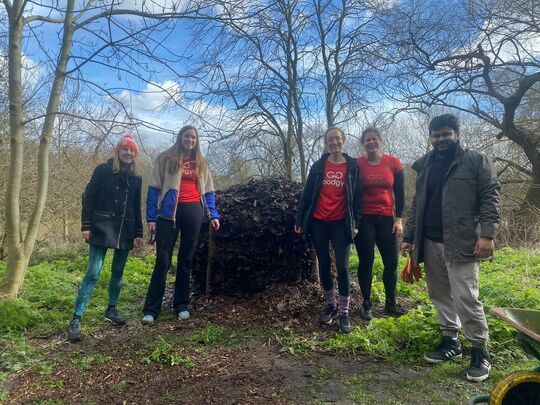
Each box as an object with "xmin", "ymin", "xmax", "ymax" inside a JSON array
[{"xmin": 403, "ymin": 143, "xmax": 500, "ymax": 264}]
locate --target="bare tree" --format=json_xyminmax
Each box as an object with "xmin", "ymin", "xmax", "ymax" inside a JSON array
[
  {"xmin": 182, "ymin": 0, "xmax": 313, "ymax": 181},
  {"xmin": 0, "ymin": 0, "xmax": 208, "ymax": 297},
  {"xmin": 384, "ymin": 0, "xmax": 540, "ymax": 216},
  {"xmin": 311, "ymin": 0, "xmax": 383, "ymax": 128}
]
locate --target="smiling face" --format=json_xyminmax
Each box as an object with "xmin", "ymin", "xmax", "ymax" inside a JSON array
[
  {"xmin": 181, "ymin": 129, "xmax": 198, "ymax": 152},
  {"xmin": 118, "ymin": 147, "xmax": 136, "ymax": 165},
  {"xmin": 362, "ymin": 131, "xmax": 381, "ymax": 154},
  {"xmin": 430, "ymin": 125, "xmax": 459, "ymax": 153},
  {"xmin": 325, "ymin": 129, "xmax": 345, "ymax": 154}
]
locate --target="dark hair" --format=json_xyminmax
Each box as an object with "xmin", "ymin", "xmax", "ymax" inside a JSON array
[
  {"xmin": 360, "ymin": 127, "xmax": 382, "ymax": 143},
  {"xmin": 429, "ymin": 114, "xmax": 460, "ymax": 134},
  {"xmin": 324, "ymin": 126, "xmax": 345, "ymax": 141}
]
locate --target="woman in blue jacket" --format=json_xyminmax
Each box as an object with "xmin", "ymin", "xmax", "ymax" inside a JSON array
[
  {"xmin": 142, "ymin": 125, "xmax": 219, "ymax": 324},
  {"xmin": 68, "ymin": 134, "xmax": 143, "ymax": 342}
]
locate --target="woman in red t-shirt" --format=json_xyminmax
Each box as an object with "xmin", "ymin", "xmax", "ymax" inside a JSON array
[
  {"xmin": 355, "ymin": 127, "xmax": 406, "ymax": 320},
  {"xmin": 142, "ymin": 126, "xmax": 220, "ymax": 325},
  {"xmin": 295, "ymin": 127, "xmax": 361, "ymax": 334}
]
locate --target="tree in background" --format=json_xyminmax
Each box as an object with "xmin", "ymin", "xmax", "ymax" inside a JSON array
[
  {"xmin": 0, "ymin": 0, "xmax": 206, "ymax": 297},
  {"xmin": 384, "ymin": 0, "xmax": 540, "ymax": 222}
]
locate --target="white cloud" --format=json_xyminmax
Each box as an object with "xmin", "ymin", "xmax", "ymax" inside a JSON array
[
  {"xmin": 119, "ymin": 80, "xmax": 181, "ymax": 111},
  {"xmin": 456, "ymin": 19, "xmax": 540, "ymax": 64}
]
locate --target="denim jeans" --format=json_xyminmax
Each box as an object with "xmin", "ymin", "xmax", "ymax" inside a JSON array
[{"xmin": 74, "ymin": 244, "xmax": 129, "ymax": 317}]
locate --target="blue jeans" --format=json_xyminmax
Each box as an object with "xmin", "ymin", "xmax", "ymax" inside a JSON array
[{"xmin": 74, "ymin": 245, "xmax": 129, "ymax": 317}]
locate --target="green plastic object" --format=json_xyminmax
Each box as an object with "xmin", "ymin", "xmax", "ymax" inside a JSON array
[{"xmin": 492, "ymin": 307, "xmax": 540, "ymax": 361}]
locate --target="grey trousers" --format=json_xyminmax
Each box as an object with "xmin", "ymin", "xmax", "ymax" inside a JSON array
[{"xmin": 423, "ymin": 239, "xmax": 489, "ymax": 347}]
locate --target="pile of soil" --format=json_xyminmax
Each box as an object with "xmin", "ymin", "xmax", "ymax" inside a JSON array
[{"xmin": 192, "ymin": 178, "xmax": 313, "ymax": 295}]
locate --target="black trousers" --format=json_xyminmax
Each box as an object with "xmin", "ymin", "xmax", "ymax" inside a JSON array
[
  {"xmin": 143, "ymin": 202, "xmax": 203, "ymax": 317},
  {"xmin": 310, "ymin": 218, "xmax": 351, "ymax": 297},
  {"xmin": 354, "ymin": 215, "xmax": 398, "ymax": 309}
]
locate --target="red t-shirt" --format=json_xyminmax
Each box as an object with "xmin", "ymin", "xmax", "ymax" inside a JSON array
[
  {"xmin": 313, "ymin": 160, "xmax": 347, "ymax": 221},
  {"xmin": 357, "ymin": 154, "xmax": 403, "ymax": 216},
  {"xmin": 178, "ymin": 160, "xmax": 201, "ymax": 203}
]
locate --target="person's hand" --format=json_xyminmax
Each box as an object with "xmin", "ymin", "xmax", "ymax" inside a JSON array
[
  {"xmin": 294, "ymin": 225, "xmax": 303, "ymax": 234},
  {"xmin": 134, "ymin": 237, "xmax": 144, "ymax": 249},
  {"xmin": 147, "ymin": 222, "xmax": 156, "ymax": 234},
  {"xmin": 211, "ymin": 218, "xmax": 220, "ymax": 231},
  {"xmin": 474, "ymin": 237, "xmax": 494, "ymax": 258},
  {"xmin": 82, "ymin": 231, "xmax": 91, "ymax": 243},
  {"xmin": 393, "ymin": 218, "xmax": 403, "ymax": 239},
  {"xmin": 400, "ymin": 241, "xmax": 412, "ymax": 257}
]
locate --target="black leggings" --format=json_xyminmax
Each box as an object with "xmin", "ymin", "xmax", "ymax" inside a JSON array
[
  {"xmin": 310, "ymin": 219, "xmax": 351, "ymax": 297},
  {"xmin": 354, "ymin": 215, "xmax": 398, "ymax": 309},
  {"xmin": 143, "ymin": 202, "xmax": 203, "ymax": 317}
]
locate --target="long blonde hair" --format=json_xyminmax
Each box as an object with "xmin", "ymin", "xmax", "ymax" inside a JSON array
[{"xmin": 165, "ymin": 125, "xmax": 207, "ymax": 175}]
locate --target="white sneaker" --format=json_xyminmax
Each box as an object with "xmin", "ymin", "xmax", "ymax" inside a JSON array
[
  {"xmin": 141, "ymin": 314, "xmax": 154, "ymax": 325},
  {"xmin": 178, "ymin": 311, "xmax": 190, "ymax": 320}
]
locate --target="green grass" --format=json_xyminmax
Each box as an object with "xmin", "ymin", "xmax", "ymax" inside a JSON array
[
  {"xmin": 336, "ymin": 247, "xmax": 540, "ymax": 363},
  {"xmin": 344, "ymin": 375, "xmax": 377, "ymax": 405},
  {"xmin": 0, "ymin": 253, "xmax": 153, "ymax": 335},
  {"xmin": 0, "ymin": 247, "xmax": 538, "ymax": 403},
  {"xmin": 136, "ymin": 335, "xmax": 195, "ymax": 368},
  {"xmin": 187, "ymin": 323, "xmax": 238, "ymax": 347}
]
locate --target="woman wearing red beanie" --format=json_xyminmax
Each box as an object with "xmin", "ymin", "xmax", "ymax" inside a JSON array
[{"xmin": 67, "ymin": 134, "xmax": 144, "ymax": 341}]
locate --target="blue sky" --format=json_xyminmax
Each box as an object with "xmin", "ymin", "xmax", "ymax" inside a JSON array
[{"xmin": 16, "ymin": 0, "xmax": 540, "ymax": 157}]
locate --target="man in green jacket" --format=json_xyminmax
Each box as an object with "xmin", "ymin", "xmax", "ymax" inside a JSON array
[{"xmin": 400, "ymin": 114, "xmax": 500, "ymax": 382}]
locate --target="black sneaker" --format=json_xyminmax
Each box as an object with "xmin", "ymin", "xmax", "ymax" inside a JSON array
[
  {"xmin": 466, "ymin": 347, "xmax": 491, "ymax": 382},
  {"xmin": 360, "ymin": 307, "xmax": 373, "ymax": 321},
  {"xmin": 67, "ymin": 317, "xmax": 81, "ymax": 342},
  {"xmin": 384, "ymin": 303, "xmax": 408, "ymax": 316},
  {"xmin": 338, "ymin": 313, "xmax": 353, "ymax": 334},
  {"xmin": 425, "ymin": 336, "xmax": 463, "ymax": 364},
  {"xmin": 318, "ymin": 304, "xmax": 338, "ymax": 325},
  {"xmin": 104, "ymin": 306, "xmax": 126, "ymax": 326}
]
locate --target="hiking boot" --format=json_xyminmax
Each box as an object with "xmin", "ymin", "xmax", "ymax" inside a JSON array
[
  {"xmin": 425, "ymin": 336, "xmax": 463, "ymax": 364},
  {"xmin": 338, "ymin": 313, "xmax": 353, "ymax": 334},
  {"xmin": 67, "ymin": 317, "xmax": 81, "ymax": 342},
  {"xmin": 384, "ymin": 303, "xmax": 408, "ymax": 316},
  {"xmin": 104, "ymin": 306, "xmax": 126, "ymax": 326},
  {"xmin": 318, "ymin": 304, "xmax": 338, "ymax": 325},
  {"xmin": 466, "ymin": 347, "xmax": 491, "ymax": 382},
  {"xmin": 141, "ymin": 314, "xmax": 155, "ymax": 325},
  {"xmin": 360, "ymin": 306, "xmax": 373, "ymax": 321}
]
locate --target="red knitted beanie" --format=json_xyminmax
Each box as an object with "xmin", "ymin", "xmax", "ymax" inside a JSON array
[{"xmin": 116, "ymin": 134, "xmax": 138, "ymax": 156}]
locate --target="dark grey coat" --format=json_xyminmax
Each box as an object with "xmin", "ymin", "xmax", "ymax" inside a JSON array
[
  {"xmin": 403, "ymin": 143, "xmax": 500, "ymax": 264},
  {"xmin": 81, "ymin": 159, "xmax": 143, "ymax": 250}
]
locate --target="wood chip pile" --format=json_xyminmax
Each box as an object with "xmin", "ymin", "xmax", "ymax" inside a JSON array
[{"xmin": 192, "ymin": 178, "xmax": 313, "ymax": 294}]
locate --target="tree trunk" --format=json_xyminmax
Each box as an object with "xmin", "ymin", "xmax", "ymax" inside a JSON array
[
  {"xmin": 1, "ymin": 0, "xmax": 28, "ymax": 298},
  {"xmin": 522, "ymin": 155, "xmax": 540, "ymax": 213},
  {"xmin": 0, "ymin": 0, "xmax": 76, "ymax": 297},
  {"xmin": 63, "ymin": 208, "xmax": 69, "ymax": 241}
]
